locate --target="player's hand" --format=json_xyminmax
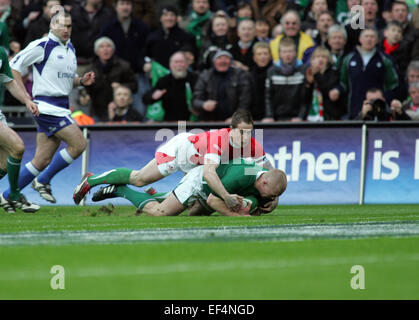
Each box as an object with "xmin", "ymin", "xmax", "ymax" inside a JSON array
[
  {"xmin": 224, "ymin": 194, "xmax": 243, "ymax": 211},
  {"xmin": 81, "ymin": 72, "xmax": 95, "ymax": 86},
  {"xmin": 26, "ymin": 100, "xmax": 40, "ymax": 117},
  {"xmin": 259, "ymin": 197, "xmax": 278, "ymax": 214}
]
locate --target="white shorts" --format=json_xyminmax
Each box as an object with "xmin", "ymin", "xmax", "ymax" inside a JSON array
[
  {"xmin": 155, "ymin": 132, "xmax": 201, "ymax": 176},
  {"xmin": 173, "ymin": 165, "xmax": 208, "ymax": 206}
]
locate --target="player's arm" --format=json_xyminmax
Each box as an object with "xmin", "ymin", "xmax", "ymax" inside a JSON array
[
  {"xmin": 203, "ymin": 159, "xmax": 242, "ymax": 211},
  {"xmin": 206, "ymin": 193, "xmax": 250, "ymax": 217},
  {"xmin": 5, "ymin": 79, "xmax": 39, "ymax": 116},
  {"xmin": 9, "ymin": 40, "xmax": 43, "ymax": 98}
]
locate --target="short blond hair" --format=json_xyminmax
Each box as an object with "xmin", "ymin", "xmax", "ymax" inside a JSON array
[
  {"xmin": 310, "ymin": 46, "xmax": 333, "ymax": 66},
  {"xmin": 253, "ymin": 41, "xmax": 270, "ymax": 55}
]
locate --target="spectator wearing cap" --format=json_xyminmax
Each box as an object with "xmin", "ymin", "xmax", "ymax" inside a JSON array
[
  {"xmin": 144, "ymin": 4, "xmax": 197, "ymax": 70},
  {"xmin": 192, "ymin": 50, "xmax": 251, "ymax": 121},
  {"xmin": 100, "ymin": 0, "xmax": 150, "ymax": 117},
  {"xmin": 86, "ymin": 37, "xmax": 138, "ymax": 121},
  {"xmin": 142, "ymin": 51, "xmax": 198, "ymax": 121},
  {"xmin": 70, "ymin": 0, "xmax": 114, "ymax": 73}
]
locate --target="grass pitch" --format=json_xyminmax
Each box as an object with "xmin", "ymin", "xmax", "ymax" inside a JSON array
[{"xmin": 0, "ymin": 204, "xmax": 418, "ymax": 299}]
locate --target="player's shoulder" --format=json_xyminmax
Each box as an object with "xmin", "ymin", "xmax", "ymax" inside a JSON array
[{"xmin": 26, "ymin": 36, "xmax": 50, "ymax": 50}]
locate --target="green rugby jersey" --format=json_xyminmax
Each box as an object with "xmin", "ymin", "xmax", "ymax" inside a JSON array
[
  {"xmin": 202, "ymin": 160, "xmax": 268, "ymax": 212},
  {"xmin": 0, "ymin": 47, "xmax": 13, "ymax": 84}
]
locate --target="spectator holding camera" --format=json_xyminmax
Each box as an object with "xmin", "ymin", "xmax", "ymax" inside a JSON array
[{"xmin": 356, "ymin": 87, "xmax": 410, "ymax": 121}]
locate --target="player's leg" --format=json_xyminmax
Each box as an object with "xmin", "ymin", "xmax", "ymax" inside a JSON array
[
  {"xmin": 141, "ymin": 192, "xmax": 186, "ymax": 216},
  {"xmin": 0, "ymin": 124, "xmax": 24, "ymax": 200},
  {"xmin": 91, "ymin": 184, "xmax": 185, "ymax": 216},
  {"xmin": 74, "ymin": 133, "xmax": 186, "ymax": 204},
  {"xmin": 87, "ymin": 159, "xmax": 165, "ymax": 189},
  {"xmin": 34, "ymin": 123, "xmax": 85, "ymax": 203},
  {"xmin": 28, "ymin": 132, "xmax": 61, "ymax": 202},
  {"xmin": 0, "ymin": 124, "xmax": 40, "ymax": 213},
  {"xmin": 188, "ymin": 199, "xmax": 215, "ymax": 216},
  {"xmin": 129, "ymin": 159, "xmax": 165, "ymax": 186}
]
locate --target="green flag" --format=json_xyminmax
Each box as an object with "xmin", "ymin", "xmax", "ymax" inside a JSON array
[{"xmin": 146, "ymin": 61, "xmax": 170, "ymax": 121}]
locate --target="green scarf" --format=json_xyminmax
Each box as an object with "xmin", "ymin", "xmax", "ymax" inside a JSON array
[
  {"xmin": 186, "ymin": 10, "xmax": 212, "ymax": 49},
  {"xmin": 308, "ymin": 88, "xmax": 324, "ymax": 122},
  {"xmin": 0, "ymin": 6, "xmax": 10, "ymax": 23},
  {"xmin": 146, "ymin": 61, "xmax": 170, "ymax": 121}
]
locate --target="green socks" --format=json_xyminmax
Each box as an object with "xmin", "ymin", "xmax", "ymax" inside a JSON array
[
  {"xmin": 115, "ymin": 185, "xmax": 155, "ymax": 209},
  {"xmin": 7, "ymin": 156, "xmax": 22, "ymax": 201},
  {"xmin": 88, "ymin": 168, "xmax": 132, "ymax": 187}
]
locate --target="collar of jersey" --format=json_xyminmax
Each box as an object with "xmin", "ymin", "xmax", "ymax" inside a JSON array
[{"xmin": 48, "ymin": 31, "xmax": 70, "ymax": 48}]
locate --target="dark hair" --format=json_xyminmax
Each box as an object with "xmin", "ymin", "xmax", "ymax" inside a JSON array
[
  {"xmin": 366, "ymin": 87, "xmax": 384, "ymax": 96},
  {"xmin": 318, "ymin": 10, "xmax": 334, "ymax": 21},
  {"xmin": 114, "ymin": 0, "xmax": 133, "ymax": 5},
  {"xmin": 385, "ymin": 20, "xmax": 403, "ymax": 31},
  {"xmin": 231, "ymin": 109, "xmax": 253, "ymax": 128},
  {"xmin": 392, "ymin": 0, "xmax": 409, "ymax": 11}
]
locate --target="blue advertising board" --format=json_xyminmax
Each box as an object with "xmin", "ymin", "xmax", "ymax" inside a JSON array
[
  {"xmin": 1, "ymin": 125, "xmax": 418, "ymax": 206},
  {"xmin": 364, "ymin": 127, "xmax": 419, "ymax": 204}
]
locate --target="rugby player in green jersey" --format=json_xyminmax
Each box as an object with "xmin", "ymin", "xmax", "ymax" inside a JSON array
[
  {"xmin": 0, "ymin": 47, "xmax": 40, "ymax": 213},
  {"xmin": 91, "ymin": 159, "xmax": 287, "ymax": 217}
]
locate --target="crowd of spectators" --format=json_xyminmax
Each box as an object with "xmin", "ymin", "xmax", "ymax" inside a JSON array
[{"xmin": 1, "ymin": 0, "xmax": 419, "ymax": 123}]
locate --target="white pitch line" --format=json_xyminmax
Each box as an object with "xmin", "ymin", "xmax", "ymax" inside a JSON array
[
  {"xmin": 1, "ymin": 253, "xmax": 418, "ymax": 282},
  {"xmin": 0, "ymin": 221, "xmax": 418, "ymax": 246}
]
